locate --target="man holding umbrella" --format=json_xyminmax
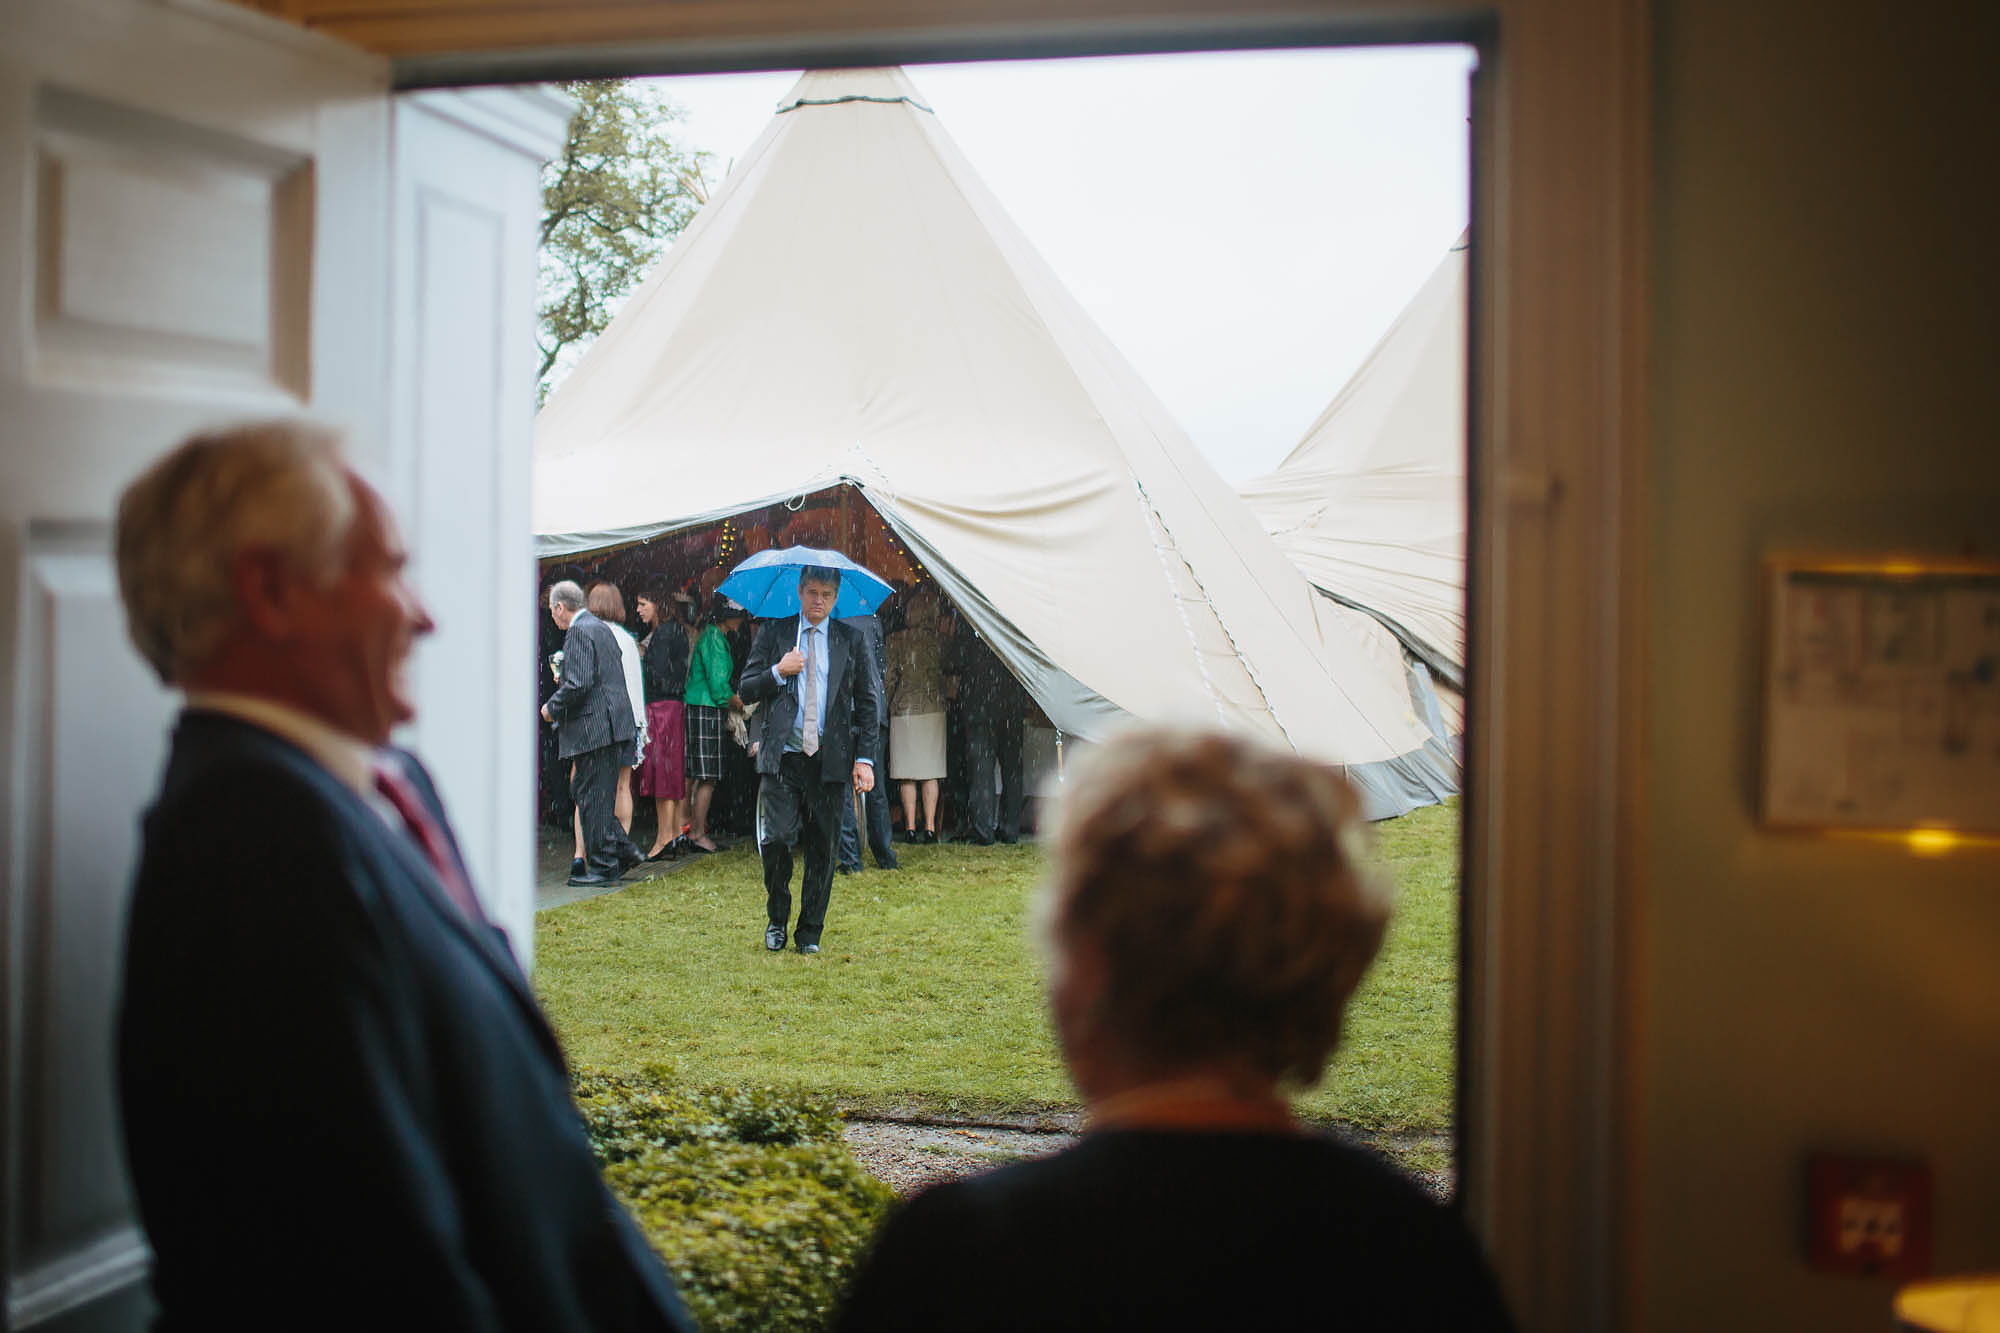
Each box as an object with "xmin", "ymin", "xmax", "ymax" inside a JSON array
[{"xmin": 735, "ymin": 557, "xmax": 882, "ymax": 954}]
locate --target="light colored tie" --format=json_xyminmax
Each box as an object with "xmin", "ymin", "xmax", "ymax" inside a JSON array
[{"xmin": 801, "ymin": 626, "xmax": 821, "ymax": 756}]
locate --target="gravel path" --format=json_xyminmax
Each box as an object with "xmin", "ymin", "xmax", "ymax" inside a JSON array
[
  {"xmin": 843, "ymin": 1114, "xmax": 1081, "ymax": 1195},
  {"xmin": 843, "ymin": 1115, "xmax": 1454, "ymax": 1200}
]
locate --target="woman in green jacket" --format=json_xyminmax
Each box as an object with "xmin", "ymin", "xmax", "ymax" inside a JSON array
[{"xmin": 683, "ymin": 594, "xmax": 745, "ymax": 852}]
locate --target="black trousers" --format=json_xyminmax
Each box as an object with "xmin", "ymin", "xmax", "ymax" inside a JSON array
[
  {"xmin": 838, "ymin": 735, "xmax": 896, "ymax": 869},
  {"xmin": 965, "ymin": 709, "xmax": 1025, "ymax": 841},
  {"xmin": 572, "ymin": 742, "xmax": 640, "ymax": 876},
  {"xmin": 758, "ymin": 749, "xmax": 845, "ymax": 946},
  {"xmin": 943, "ymin": 700, "xmax": 969, "ymax": 834}
]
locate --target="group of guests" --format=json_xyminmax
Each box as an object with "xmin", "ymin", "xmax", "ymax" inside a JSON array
[
  {"xmin": 544, "ymin": 562, "xmax": 1038, "ymax": 935},
  {"xmin": 542, "ymin": 577, "xmax": 746, "ymax": 887},
  {"xmin": 854, "ymin": 582, "xmax": 1036, "ymax": 853},
  {"xmin": 108, "ymin": 419, "xmax": 1515, "ymax": 1331}
]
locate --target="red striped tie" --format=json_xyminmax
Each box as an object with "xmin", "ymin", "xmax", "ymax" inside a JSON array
[{"xmin": 374, "ymin": 761, "xmax": 486, "ymax": 923}]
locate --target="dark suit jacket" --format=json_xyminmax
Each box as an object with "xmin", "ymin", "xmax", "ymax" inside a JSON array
[
  {"xmin": 738, "ymin": 614, "xmax": 880, "ymax": 780},
  {"xmin": 545, "ymin": 609, "xmax": 637, "ymax": 759},
  {"xmin": 946, "ymin": 618, "xmax": 1029, "ymax": 725},
  {"xmin": 839, "ymin": 613, "xmax": 889, "ymax": 731},
  {"xmin": 117, "ymin": 712, "xmax": 692, "ymax": 1333}
]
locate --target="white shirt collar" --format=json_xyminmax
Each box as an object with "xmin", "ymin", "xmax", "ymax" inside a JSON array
[{"xmin": 182, "ymin": 690, "xmax": 381, "ymax": 800}]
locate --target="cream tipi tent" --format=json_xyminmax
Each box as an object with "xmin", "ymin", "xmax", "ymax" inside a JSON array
[
  {"xmin": 1236, "ymin": 235, "xmax": 1468, "ymax": 687},
  {"xmin": 534, "ymin": 67, "xmax": 1456, "ymax": 818}
]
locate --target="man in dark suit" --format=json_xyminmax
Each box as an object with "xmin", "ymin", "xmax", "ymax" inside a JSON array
[
  {"xmin": 542, "ymin": 579, "xmax": 644, "ymax": 887},
  {"xmin": 738, "ymin": 566, "xmax": 881, "ymax": 954},
  {"xmin": 836, "ymin": 609, "xmax": 899, "ymax": 874},
  {"xmin": 948, "ymin": 618, "xmax": 1029, "ymax": 844},
  {"xmin": 113, "ymin": 421, "xmax": 693, "ymax": 1331}
]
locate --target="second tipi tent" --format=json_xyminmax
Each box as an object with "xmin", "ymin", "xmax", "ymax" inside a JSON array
[{"xmin": 1237, "ymin": 234, "xmax": 1469, "ymax": 689}]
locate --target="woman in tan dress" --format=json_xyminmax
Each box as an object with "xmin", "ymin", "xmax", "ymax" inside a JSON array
[{"xmin": 886, "ymin": 589, "xmax": 948, "ymax": 843}]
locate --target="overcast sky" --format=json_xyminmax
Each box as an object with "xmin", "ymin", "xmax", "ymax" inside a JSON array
[{"xmin": 642, "ymin": 46, "xmax": 1473, "ymax": 482}]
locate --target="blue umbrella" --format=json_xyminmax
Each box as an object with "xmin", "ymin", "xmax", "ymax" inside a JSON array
[{"xmin": 717, "ymin": 545, "xmax": 894, "ymax": 619}]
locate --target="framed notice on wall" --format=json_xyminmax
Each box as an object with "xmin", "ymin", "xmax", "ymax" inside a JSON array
[{"xmin": 1762, "ymin": 556, "xmax": 2000, "ymax": 833}]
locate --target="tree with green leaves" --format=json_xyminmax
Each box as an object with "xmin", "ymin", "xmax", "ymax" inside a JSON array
[{"xmin": 539, "ymin": 80, "xmax": 711, "ymax": 403}]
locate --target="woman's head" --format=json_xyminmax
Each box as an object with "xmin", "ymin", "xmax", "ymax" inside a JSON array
[
  {"xmin": 1043, "ymin": 727, "xmax": 1389, "ymax": 1096},
  {"xmin": 707, "ymin": 591, "xmax": 742, "ymax": 627},
  {"xmin": 637, "ymin": 583, "xmax": 677, "ymax": 628},
  {"xmin": 586, "ymin": 581, "xmax": 626, "ymax": 624}
]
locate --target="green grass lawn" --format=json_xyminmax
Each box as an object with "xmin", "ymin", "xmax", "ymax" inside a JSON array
[{"xmin": 536, "ymin": 799, "xmax": 1458, "ymax": 1134}]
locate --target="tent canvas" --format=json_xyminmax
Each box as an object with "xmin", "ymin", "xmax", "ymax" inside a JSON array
[
  {"xmin": 535, "ymin": 67, "xmax": 1456, "ymax": 819},
  {"xmin": 1236, "ymin": 235, "xmax": 1468, "ymax": 687}
]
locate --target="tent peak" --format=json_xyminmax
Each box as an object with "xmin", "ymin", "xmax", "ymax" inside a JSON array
[{"xmin": 778, "ymin": 67, "xmax": 932, "ymax": 116}]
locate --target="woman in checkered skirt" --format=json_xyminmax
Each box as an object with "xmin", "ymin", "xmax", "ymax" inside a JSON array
[{"xmin": 683, "ymin": 593, "xmax": 745, "ymax": 853}]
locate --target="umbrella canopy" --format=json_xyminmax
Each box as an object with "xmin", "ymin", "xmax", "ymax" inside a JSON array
[{"xmin": 718, "ymin": 545, "xmax": 893, "ymax": 618}]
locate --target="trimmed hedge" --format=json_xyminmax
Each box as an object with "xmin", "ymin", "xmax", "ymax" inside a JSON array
[{"xmin": 576, "ymin": 1069, "xmax": 894, "ymax": 1332}]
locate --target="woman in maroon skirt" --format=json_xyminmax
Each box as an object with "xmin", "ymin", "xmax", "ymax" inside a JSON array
[{"xmin": 634, "ymin": 585, "xmax": 691, "ymax": 859}]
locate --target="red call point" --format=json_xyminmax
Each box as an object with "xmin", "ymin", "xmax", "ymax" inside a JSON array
[{"xmin": 1805, "ymin": 1153, "xmax": 1933, "ymax": 1279}]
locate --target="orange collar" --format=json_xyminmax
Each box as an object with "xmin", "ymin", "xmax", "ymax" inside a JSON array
[{"xmin": 1086, "ymin": 1078, "xmax": 1299, "ymax": 1135}]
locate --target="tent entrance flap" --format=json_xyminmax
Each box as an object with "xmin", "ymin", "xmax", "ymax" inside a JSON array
[
  {"xmin": 534, "ymin": 480, "xmax": 1125, "ymax": 746},
  {"xmin": 863, "ymin": 488, "xmax": 1127, "ymax": 744}
]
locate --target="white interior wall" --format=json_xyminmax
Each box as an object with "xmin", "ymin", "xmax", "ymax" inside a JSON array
[{"xmin": 1645, "ymin": 2, "xmax": 2000, "ymax": 1326}]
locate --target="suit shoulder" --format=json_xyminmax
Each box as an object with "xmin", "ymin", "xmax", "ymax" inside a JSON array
[
  {"xmin": 137, "ymin": 730, "xmax": 383, "ymax": 919},
  {"xmin": 152, "ymin": 725, "xmax": 341, "ymax": 825}
]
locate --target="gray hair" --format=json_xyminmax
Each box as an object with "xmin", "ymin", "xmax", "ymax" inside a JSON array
[
  {"xmin": 115, "ymin": 420, "xmax": 355, "ymax": 684},
  {"xmin": 548, "ymin": 580, "xmax": 586, "ymax": 612}
]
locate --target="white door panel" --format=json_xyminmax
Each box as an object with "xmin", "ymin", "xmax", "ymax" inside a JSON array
[
  {"xmin": 390, "ymin": 89, "xmax": 571, "ymax": 966},
  {"xmin": 7, "ymin": 528, "xmax": 171, "ymax": 1328},
  {"xmin": 0, "ymin": 2, "xmax": 389, "ymax": 1326}
]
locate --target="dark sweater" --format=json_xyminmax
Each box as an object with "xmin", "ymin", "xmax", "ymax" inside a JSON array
[
  {"xmin": 837, "ymin": 1129, "xmax": 1514, "ymax": 1332},
  {"xmin": 641, "ymin": 621, "xmax": 689, "ymax": 703}
]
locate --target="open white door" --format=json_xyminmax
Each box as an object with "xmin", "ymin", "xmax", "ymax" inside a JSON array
[
  {"xmin": 387, "ymin": 87, "xmax": 572, "ymax": 965},
  {"xmin": 0, "ymin": 3, "xmax": 389, "ymax": 1326}
]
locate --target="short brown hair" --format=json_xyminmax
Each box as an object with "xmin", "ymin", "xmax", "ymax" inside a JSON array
[
  {"xmin": 586, "ymin": 581, "xmax": 626, "ymax": 622},
  {"xmin": 1045, "ymin": 728, "xmax": 1389, "ymax": 1089}
]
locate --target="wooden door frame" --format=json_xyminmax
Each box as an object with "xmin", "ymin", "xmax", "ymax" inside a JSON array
[{"xmin": 246, "ymin": 1, "xmax": 1650, "ymax": 1327}]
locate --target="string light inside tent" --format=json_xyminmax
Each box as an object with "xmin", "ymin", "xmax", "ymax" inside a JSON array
[{"xmin": 868, "ymin": 500, "xmax": 920, "ymax": 585}]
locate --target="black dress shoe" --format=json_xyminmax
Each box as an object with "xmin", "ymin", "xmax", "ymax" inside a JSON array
[
  {"xmin": 836, "ymin": 864, "xmax": 855, "ymax": 876},
  {"xmin": 899, "ymin": 829, "xmax": 917, "ymax": 845},
  {"xmin": 921, "ymin": 830, "xmax": 938, "ymax": 844},
  {"xmin": 570, "ymin": 857, "xmax": 587, "ymax": 878},
  {"xmin": 796, "ymin": 942, "xmax": 820, "ymax": 955},
  {"xmin": 567, "ymin": 872, "xmax": 618, "ymax": 888},
  {"xmin": 645, "ymin": 845, "xmax": 673, "ymax": 862},
  {"xmin": 764, "ymin": 925, "xmax": 787, "ymax": 951},
  {"xmin": 877, "ymin": 857, "xmax": 900, "ymax": 871}
]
